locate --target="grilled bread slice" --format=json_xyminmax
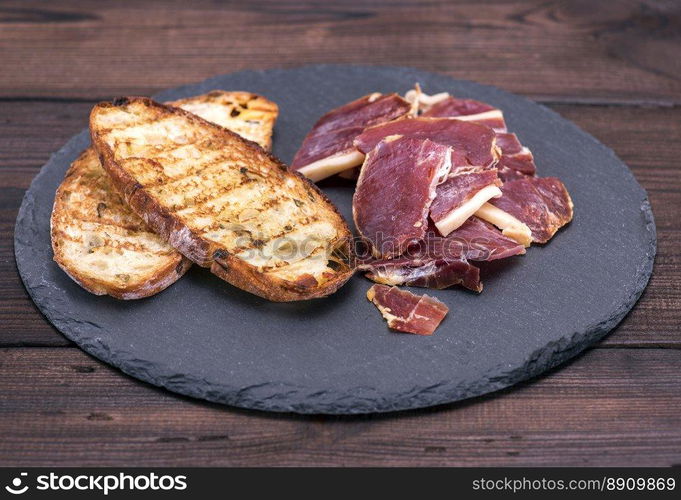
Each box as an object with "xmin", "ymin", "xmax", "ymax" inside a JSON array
[
  {"xmin": 51, "ymin": 91, "xmax": 279, "ymax": 299},
  {"xmin": 169, "ymin": 91, "xmax": 278, "ymax": 150},
  {"xmin": 90, "ymin": 97, "xmax": 353, "ymax": 302}
]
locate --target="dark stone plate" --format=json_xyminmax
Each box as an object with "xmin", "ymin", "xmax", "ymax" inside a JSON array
[{"xmin": 14, "ymin": 65, "xmax": 655, "ymax": 414}]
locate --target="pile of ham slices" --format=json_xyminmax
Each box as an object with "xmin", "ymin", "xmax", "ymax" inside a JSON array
[{"xmin": 292, "ymin": 86, "xmax": 574, "ymax": 335}]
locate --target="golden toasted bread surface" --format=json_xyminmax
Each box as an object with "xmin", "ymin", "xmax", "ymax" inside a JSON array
[
  {"xmin": 170, "ymin": 91, "xmax": 278, "ymax": 150},
  {"xmin": 51, "ymin": 149, "xmax": 191, "ymax": 299},
  {"xmin": 90, "ymin": 97, "xmax": 353, "ymax": 301},
  {"xmin": 51, "ymin": 91, "xmax": 279, "ymax": 299}
]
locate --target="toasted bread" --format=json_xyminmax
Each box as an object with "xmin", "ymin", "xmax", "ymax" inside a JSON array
[
  {"xmin": 169, "ymin": 91, "xmax": 278, "ymax": 150},
  {"xmin": 90, "ymin": 97, "xmax": 353, "ymax": 302},
  {"xmin": 51, "ymin": 91, "xmax": 279, "ymax": 299}
]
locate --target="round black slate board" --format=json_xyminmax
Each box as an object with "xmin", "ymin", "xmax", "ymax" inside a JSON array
[{"xmin": 15, "ymin": 65, "xmax": 656, "ymax": 414}]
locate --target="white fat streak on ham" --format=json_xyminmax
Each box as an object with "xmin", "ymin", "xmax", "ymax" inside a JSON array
[
  {"xmin": 353, "ymin": 136, "xmax": 452, "ymax": 258},
  {"xmin": 367, "ymin": 284, "xmax": 448, "ymax": 335},
  {"xmin": 475, "ymin": 202, "xmax": 533, "ymax": 247},
  {"xmin": 297, "ymin": 149, "xmax": 365, "ymax": 182},
  {"xmin": 404, "ymin": 85, "xmax": 451, "ymax": 110},
  {"xmin": 434, "ymin": 184, "xmax": 502, "ymax": 236}
]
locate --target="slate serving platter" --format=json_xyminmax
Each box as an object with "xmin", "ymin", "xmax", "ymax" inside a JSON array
[{"xmin": 15, "ymin": 65, "xmax": 656, "ymax": 414}]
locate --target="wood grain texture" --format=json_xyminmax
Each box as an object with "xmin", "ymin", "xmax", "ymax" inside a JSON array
[
  {"xmin": 1, "ymin": 101, "xmax": 677, "ymax": 347},
  {"xmin": 0, "ymin": 0, "xmax": 680, "ymax": 103},
  {"xmin": 0, "ymin": 347, "xmax": 679, "ymax": 466},
  {"xmin": 2, "ymin": 0, "xmax": 680, "ymax": 467}
]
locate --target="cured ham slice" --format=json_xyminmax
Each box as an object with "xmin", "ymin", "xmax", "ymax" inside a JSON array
[
  {"xmin": 291, "ymin": 93, "xmax": 412, "ymax": 181},
  {"xmin": 353, "ymin": 136, "xmax": 452, "ymax": 258},
  {"xmin": 424, "ymin": 217, "xmax": 526, "ymax": 262},
  {"xmin": 358, "ymin": 217, "xmax": 524, "ymax": 292},
  {"xmin": 407, "ymin": 88, "xmax": 537, "ymax": 181},
  {"xmin": 420, "ymin": 97, "xmax": 507, "ymax": 132},
  {"xmin": 354, "ymin": 117, "xmax": 499, "ymax": 169},
  {"xmin": 429, "ymin": 167, "xmax": 502, "ymax": 236},
  {"xmin": 367, "ymin": 284, "xmax": 449, "ymax": 335},
  {"xmin": 360, "ymin": 256, "xmax": 482, "ymax": 292},
  {"xmin": 495, "ymin": 132, "xmax": 537, "ymax": 181},
  {"xmin": 488, "ymin": 177, "xmax": 574, "ymax": 244}
]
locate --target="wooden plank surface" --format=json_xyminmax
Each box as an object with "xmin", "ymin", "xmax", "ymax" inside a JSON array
[
  {"xmin": 1, "ymin": 347, "xmax": 679, "ymax": 466},
  {"xmin": 0, "ymin": 0, "xmax": 680, "ymax": 104},
  {"xmin": 1, "ymin": 0, "xmax": 680, "ymax": 467}
]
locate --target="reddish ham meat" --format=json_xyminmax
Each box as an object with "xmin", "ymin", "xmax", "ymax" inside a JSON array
[
  {"xmin": 412, "ymin": 90, "xmax": 537, "ymax": 181},
  {"xmin": 291, "ymin": 93, "xmax": 412, "ymax": 181},
  {"xmin": 360, "ymin": 256, "xmax": 482, "ymax": 292},
  {"xmin": 358, "ymin": 217, "xmax": 524, "ymax": 292},
  {"xmin": 429, "ymin": 167, "xmax": 503, "ymax": 236},
  {"xmin": 354, "ymin": 116, "xmax": 504, "ymax": 236},
  {"xmin": 367, "ymin": 284, "xmax": 449, "ymax": 335},
  {"xmin": 353, "ymin": 136, "xmax": 452, "ymax": 258},
  {"xmin": 490, "ymin": 177, "xmax": 574, "ymax": 243},
  {"xmin": 495, "ymin": 132, "xmax": 537, "ymax": 181},
  {"xmin": 354, "ymin": 117, "xmax": 499, "ymax": 169},
  {"xmin": 421, "ymin": 96, "xmax": 508, "ymax": 132},
  {"xmin": 424, "ymin": 217, "xmax": 526, "ymax": 262}
]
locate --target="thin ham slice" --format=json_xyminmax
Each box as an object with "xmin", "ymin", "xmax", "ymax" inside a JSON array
[
  {"xmin": 367, "ymin": 284, "xmax": 449, "ymax": 335},
  {"xmin": 291, "ymin": 93, "xmax": 411, "ymax": 181},
  {"xmin": 353, "ymin": 136, "xmax": 452, "ymax": 258},
  {"xmin": 424, "ymin": 217, "xmax": 526, "ymax": 262},
  {"xmin": 429, "ymin": 167, "xmax": 503, "ymax": 236},
  {"xmin": 421, "ymin": 96, "xmax": 507, "ymax": 132},
  {"xmin": 490, "ymin": 177, "xmax": 574, "ymax": 243},
  {"xmin": 495, "ymin": 132, "xmax": 537, "ymax": 181},
  {"xmin": 354, "ymin": 116, "xmax": 499, "ymax": 169},
  {"xmin": 357, "ymin": 217, "xmax": 524, "ymax": 292},
  {"xmin": 360, "ymin": 256, "xmax": 482, "ymax": 292},
  {"xmin": 411, "ymin": 89, "xmax": 537, "ymax": 181}
]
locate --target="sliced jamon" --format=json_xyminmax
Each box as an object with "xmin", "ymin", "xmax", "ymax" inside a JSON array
[
  {"xmin": 354, "ymin": 117, "xmax": 499, "ymax": 169},
  {"xmin": 495, "ymin": 132, "xmax": 537, "ymax": 181},
  {"xmin": 353, "ymin": 136, "xmax": 452, "ymax": 258},
  {"xmin": 291, "ymin": 93, "xmax": 412, "ymax": 181},
  {"xmin": 407, "ymin": 88, "xmax": 537, "ymax": 180},
  {"xmin": 488, "ymin": 177, "xmax": 574, "ymax": 244},
  {"xmin": 423, "ymin": 217, "xmax": 526, "ymax": 262},
  {"xmin": 420, "ymin": 97, "xmax": 507, "ymax": 132},
  {"xmin": 360, "ymin": 256, "xmax": 482, "ymax": 292},
  {"xmin": 367, "ymin": 284, "xmax": 449, "ymax": 335},
  {"xmin": 429, "ymin": 167, "xmax": 502, "ymax": 236},
  {"xmin": 358, "ymin": 218, "xmax": 523, "ymax": 293}
]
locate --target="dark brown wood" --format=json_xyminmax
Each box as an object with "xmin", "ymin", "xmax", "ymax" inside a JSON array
[
  {"xmin": 1, "ymin": 0, "xmax": 680, "ymax": 466},
  {"xmin": 0, "ymin": 347, "xmax": 679, "ymax": 466},
  {"xmin": 0, "ymin": 0, "xmax": 680, "ymax": 104}
]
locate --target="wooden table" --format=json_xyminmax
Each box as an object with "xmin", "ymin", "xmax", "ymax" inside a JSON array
[{"xmin": 1, "ymin": 0, "xmax": 679, "ymax": 467}]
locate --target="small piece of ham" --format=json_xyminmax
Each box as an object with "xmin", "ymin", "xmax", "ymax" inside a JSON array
[
  {"xmin": 292, "ymin": 93, "xmax": 412, "ymax": 181},
  {"xmin": 367, "ymin": 284, "xmax": 449, "ymax": 335},
  {"xmin": 489, "ymin": 177, "xmax": 574, "ymax": 244},
  {"xmin": 495, "ymin": 132, "xmax": 537, "ymax": 181},
  {"xmin": 360, "ymin": 256, "xmax": 482, "ymax": 292},
  {"xmin": 420, "ymin": 96, "xmax": 508, "ymax": 132},
  {"xmin": 429, "ymin": 167, "xmax": 502, "ymax": 236},
  {"xmin": 353, "ymin": 136, "xmax": 452, "ymax": 258},
  {"xmin": 354, "ymin": 116, "xmax": 499, "ymax": 169},
  {"xmin": 424, "ymin": 217, "xmax": 526, "ymax": 262},
  {"xmin": 358, "ymin": 217, "xmax": 525, "ymax": 292}
]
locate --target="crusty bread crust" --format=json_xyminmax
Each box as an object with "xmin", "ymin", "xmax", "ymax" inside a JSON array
[
  {"xmin": 51, "ymin": 91, "xmax": 278, "ymax": 300},
  {"xmin": 50, "ymin": 149, "xmax": 193, "ymax": 300},
  {"xmin": 91, "ymin": 97, "xmax": 354, "ymax": 302}
]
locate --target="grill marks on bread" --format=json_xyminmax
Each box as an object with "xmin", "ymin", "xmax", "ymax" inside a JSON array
[{"xmin": 90, "ymin": 97, "xmax": 353, "ymax": 301}]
